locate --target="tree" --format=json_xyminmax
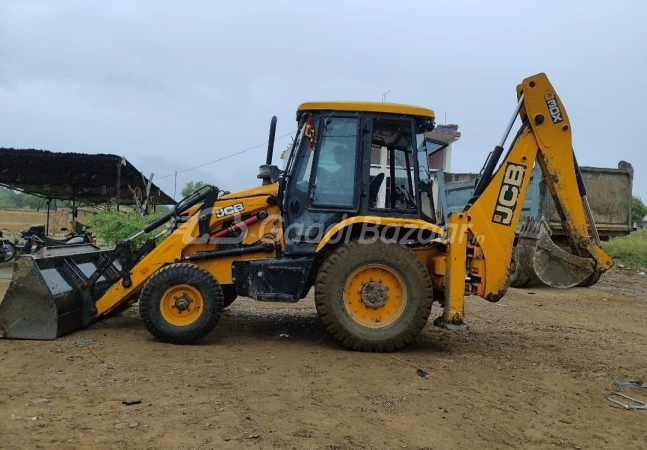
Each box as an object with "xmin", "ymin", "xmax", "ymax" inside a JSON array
[
  {"xmin": 181, "ymin": 181, "xmax": 207, "ymax": 197},
  {"xmin": 632, "ymin": 196, "xmax": 647, "ymax": 222},
  {"xmin": 22, "ymin": 194, "xmax": 44, "ymax": 209},
  {"xmin": 0, "ymin": 186, "xmax": 45, "ymax": 209},
  {"xmin": 0, "ymin": 186, "xmax": 21, "ymax": 208}
]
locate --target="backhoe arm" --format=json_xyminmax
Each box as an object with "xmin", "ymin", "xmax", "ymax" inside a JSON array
[
  {"xmin": 438, "ymin": 73, "xmax": 613, "ymax": 328},
  {"xmin": 520, "ymin": 76, "xmax": 612, "ymax": 273}
]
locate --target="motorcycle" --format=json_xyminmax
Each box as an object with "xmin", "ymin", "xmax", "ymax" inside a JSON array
[
  {"xmin": 21, "ymin": 225, "xmax": 94, "ymax": 254},
  {"xmin": 0, "ymin": 231, "xmax": 17, "ymax": 263}
]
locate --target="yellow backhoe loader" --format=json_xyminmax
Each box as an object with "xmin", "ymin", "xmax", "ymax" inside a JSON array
[{"xmin": 0, "ymin": 73, "xmax": 613, "ymax": 351}]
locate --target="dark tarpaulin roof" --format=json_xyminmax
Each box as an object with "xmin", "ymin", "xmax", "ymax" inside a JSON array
[{"xmin": 0, "ymin": 148, "xmax": 175, "ymax": 205}]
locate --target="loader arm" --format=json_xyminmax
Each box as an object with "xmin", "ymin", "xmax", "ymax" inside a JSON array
[
  {"xmin": 95, "ymin": 184, "xmax": 281, "ymax": 317},
  {"xmin": 439, "ymin": 73, "xmax": 613, "ymax": 327}
]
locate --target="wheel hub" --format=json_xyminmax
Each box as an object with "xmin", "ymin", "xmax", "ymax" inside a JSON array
[
  {"xmin": 359, "ymin": 280, "xmax": 389, "ymax": 309},
  {"xmin": 160, "ymin": 284, "xmax": 204, "ymax": 327},
  {"xmin": 173, "ymin": 294, "xmax": 192, "ymax": 313},
  {"xmin": 343, "ymin": 264, "xmax": 408, "ymax": 329}
]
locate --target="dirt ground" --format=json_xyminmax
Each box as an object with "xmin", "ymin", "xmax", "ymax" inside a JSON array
[{"xmin": 1, "ymin": 263, "xmax": 646, "ymax": 450}]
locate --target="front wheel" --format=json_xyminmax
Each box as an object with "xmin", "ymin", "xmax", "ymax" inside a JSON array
[
  {"xmin": 139, "ymin": 263, "xmax": 223, "ymax": 344},
  {"xmin": 315, "ymin": 241, "xmax": 434, "ymax": 352}
]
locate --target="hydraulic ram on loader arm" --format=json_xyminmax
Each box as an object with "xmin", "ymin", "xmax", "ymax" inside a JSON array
[{"xmin": 437, "ymin": 73, "xmax": 613, "ymax": 328}]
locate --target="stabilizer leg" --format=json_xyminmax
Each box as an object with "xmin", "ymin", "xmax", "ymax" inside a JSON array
[{"xmin": 434, "ymin": 212, "xmax": 468, "ymax": 331}]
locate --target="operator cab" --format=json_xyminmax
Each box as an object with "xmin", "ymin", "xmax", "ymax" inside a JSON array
[{"xmin": 273, "ymin": 102, "xmax": 436, "ymax": 253}]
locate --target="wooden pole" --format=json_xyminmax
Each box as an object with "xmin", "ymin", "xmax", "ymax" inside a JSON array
[
  {"xmin": 46, "ymin": 199, "xmax": 51, "ymax": 236},
  {"xmin": 116, "ymin": 157, "xmax": 126, "ymax": 212}
]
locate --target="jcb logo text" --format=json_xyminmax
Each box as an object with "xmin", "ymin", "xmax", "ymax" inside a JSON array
[
  {"xmin": 492, "ymin": 163, "xmax": 526, "ymax": 226},
  {"xmin": 215, "ymin": 203, "xmax": 244, "ymax": 218}
]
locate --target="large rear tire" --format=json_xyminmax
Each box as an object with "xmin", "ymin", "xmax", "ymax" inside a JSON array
[
  {"xmin": 315, "ymin": 241, "xmax": 434, "ymax": 352},
  {"xmin": 139, "ymin": 263, "xmax": 223, "ymax": 344}
]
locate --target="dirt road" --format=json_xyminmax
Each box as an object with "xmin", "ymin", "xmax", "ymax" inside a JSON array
[{"xmin": 1, "ymin": 264, "xmax": 646, "ymax": 450}]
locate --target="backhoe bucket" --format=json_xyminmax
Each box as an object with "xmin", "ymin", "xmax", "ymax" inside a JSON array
[
  {"xmin": 516, "ymin": 219, "xmax": 596, "ymax": 288},
  {"xmin": 0, "ymin": 245, "xmax": 122, "ymax": 340}
]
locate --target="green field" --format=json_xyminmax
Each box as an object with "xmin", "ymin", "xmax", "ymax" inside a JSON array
[{"xmin": 603, "ymin": 230, "xmax": 647, "ymax": 267}]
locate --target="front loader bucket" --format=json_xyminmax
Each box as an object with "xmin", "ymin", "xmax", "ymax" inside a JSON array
[
  {"xmin": 0, "ymin": 245, "xmax": 122, "ymax": 340},
  {"xmin": 516, "ymin": 219, "xmax": 596, "ymax": 288}
]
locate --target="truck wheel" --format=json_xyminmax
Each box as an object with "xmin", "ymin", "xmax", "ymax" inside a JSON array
[
  {"xmin": 509, "ymin": 249, "xmax": 530, "ymax": 288},
  {"xmin": 577, "ymin": 271, "xmax": 602, "ymax": 287},
  {"xmin": 315, "ymin": 241, "xmax": 434, "ymax": 352},
  {"xmin": 139, "ymin": 263, "xmax": 223, "ymax": 344},
  {"xmin": 222, "ymin": 285, "xmax": 238, "ymax": 308}
]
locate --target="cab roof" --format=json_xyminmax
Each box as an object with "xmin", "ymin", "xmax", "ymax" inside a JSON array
[{"xmin": 297, "ymin": 101, "xmax": 435, "ymax": 119}]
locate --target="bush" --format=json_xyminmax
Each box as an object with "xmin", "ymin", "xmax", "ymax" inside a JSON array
[
  {"xmin": 603, "ymin": 230, "xmax": 647, "ymax": 267},
  {"xmin": 88, "ymin": 210, "xmax": 164, "ymax": 247}
]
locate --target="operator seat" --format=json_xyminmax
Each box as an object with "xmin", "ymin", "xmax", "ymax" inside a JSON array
[{"xmin": 368, "ymin": 172, "xmax": 385, "ymax": 208}]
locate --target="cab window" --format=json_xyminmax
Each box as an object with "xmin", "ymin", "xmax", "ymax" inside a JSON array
[
  {"xmin": 310, "ymin": 116, "xmax": 358, "ymax": 208},
  {"xmin": 369, "ymin": 118, "xmax": 417, "ymax": 212}
]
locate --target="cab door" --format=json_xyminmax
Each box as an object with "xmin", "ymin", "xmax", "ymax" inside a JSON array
[{"xmin": 283, "ymin": 112, "xmax": 362, "ymax": 254}]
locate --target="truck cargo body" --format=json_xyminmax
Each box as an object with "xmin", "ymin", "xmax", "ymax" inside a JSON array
[{"xmin": 433, "ymin": 162, "xmax": 633, "ymax": 241}]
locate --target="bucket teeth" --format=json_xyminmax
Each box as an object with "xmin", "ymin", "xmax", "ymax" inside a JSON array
[
  {"xmin": 518, "ymin": 218, "xmax": 551, "ymax": 239},
  {"xmin": 516, "ymin": 218, "xmax": 595, "ymax": 288}
]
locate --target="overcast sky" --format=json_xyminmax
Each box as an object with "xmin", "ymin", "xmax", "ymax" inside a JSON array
[{"xmin": 1, "ymin": 0, "xmax": 645, "ymax": 201}]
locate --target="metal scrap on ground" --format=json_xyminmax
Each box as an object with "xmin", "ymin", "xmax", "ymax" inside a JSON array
[
  {"xmin": 607, "ymin": 393, "xmax": 647, "ymax": 410},
  {"xmin": 391, "ymin": 356, "xmax": 430, "ymax": 379}
]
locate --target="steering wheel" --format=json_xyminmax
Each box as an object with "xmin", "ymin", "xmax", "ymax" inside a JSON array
[{"xmin": 395, "ymin": 184, "xmax": 416, "ymax": 209}]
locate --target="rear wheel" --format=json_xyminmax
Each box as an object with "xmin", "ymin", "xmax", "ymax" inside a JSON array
[
  {"xmin": 139, "ymin": 263, "xmax": 223, "ymax": 344},
  {"xmin": 315, "ymin": 241, "xmax": 434, "ymax": 352}
]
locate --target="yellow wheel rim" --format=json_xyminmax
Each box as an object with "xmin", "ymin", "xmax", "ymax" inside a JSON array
[
  {"xmin": 343, "ymin": 264, "xmax": 408, "ymax": 328},
  {"xmin": 159, "ymin": 284, "xmax": 204, "ymax": 327}
]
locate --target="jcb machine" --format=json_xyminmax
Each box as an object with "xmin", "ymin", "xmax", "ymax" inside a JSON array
[{"xmin": 0, "ymin": 73, "xmax": 613, "ymax": 351}]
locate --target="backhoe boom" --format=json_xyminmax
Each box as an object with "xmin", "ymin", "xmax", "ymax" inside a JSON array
[{"xmin": 438, "ymin": 73, "xmax": 613, "ymax": 327}]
